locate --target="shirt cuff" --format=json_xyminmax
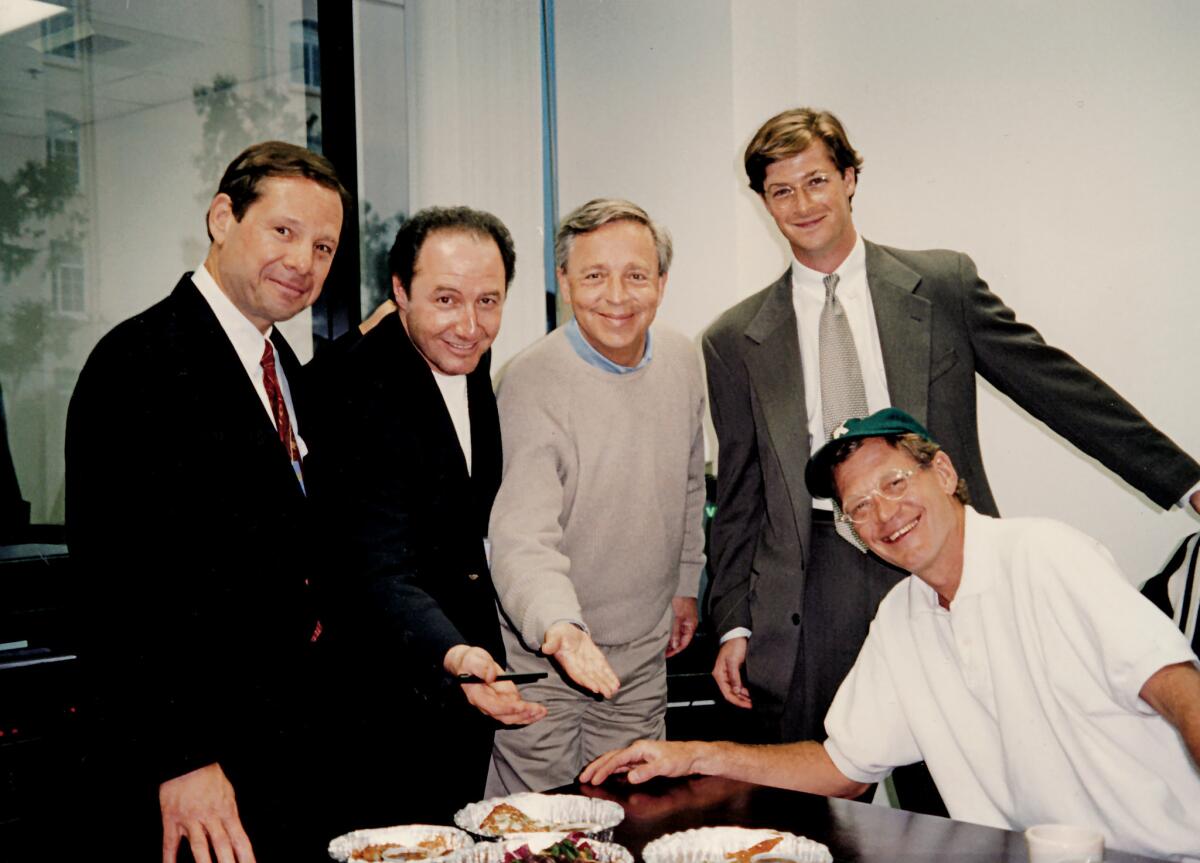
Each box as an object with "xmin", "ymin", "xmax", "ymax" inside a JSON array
[
  {"xmin": 720, "ymin": 627, "xmax": 751, "ymax": 644},
  {"xmin": 1178, "ymin": 479, "xmax": 1200, "ymax": 509}
]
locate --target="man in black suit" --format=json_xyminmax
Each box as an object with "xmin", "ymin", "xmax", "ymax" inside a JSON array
[
  {"xmin": 702, "ymin": 108, "xmax": 1200, "ymax": 809},
  {"xmin": 308, "ymin": 207, "xmax": 544, "ymax": 830},
  {"xmin": 66, "ymin": 141, "xmax": 348, "ymax": 862}
]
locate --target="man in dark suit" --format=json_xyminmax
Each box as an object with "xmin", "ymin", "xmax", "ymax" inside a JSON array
[
  {"xmin": 307, "ymin": 207, "xmax": 544, "ymax": 830},
  {"xmin": 703, "ymin": 109, "xmax": 1200, "ymax": 793},
  {"xmin": 66, "ymin": 141, "xmax": 348, "ymax": 862}
]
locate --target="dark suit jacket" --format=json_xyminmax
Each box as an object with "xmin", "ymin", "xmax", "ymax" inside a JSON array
[
  {"xmin": 305, "ymin": 312, "xmax": 503, "ymax": 822},
  {"xmin": 704, "ymin": 241, "xmax": 1200, "ymax": 707},
  {"xmin": 65, "ymin": 276, "xmax": 324, "ymax": 842}
]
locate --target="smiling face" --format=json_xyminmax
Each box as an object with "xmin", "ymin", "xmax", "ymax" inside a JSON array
[
  {"xmin": 206, "ymin": 175, "xmax": 343, "ymax": 333},
  {"xmin": 833, "ymin": 438, "xmax": 966, "ymax": 602},
  {"xmin": 394, "ymin": 229, "xmax": 507, "ymax": 376},
  {"xmin": 558, "ymin": 220, "xmax": 667, "ymax": 367},
  {"xmin": 761, "ymin": 140, "xmax": 858, "ymax": 274}
]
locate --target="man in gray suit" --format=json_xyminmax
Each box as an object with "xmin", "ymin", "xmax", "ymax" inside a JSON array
[{"xmin": 704, "ymin": 108, "xmax": 1200, "ymax": 787}]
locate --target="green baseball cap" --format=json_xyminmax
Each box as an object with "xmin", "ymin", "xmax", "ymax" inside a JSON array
[{"xmin": 805, "ymin": 408, "xmax": 934, "ymax": 500}]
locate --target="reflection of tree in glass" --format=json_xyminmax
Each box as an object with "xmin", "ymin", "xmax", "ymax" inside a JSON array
[
  {"xmin": 0, "ymin": 152, "xmax": 86, "ymax": 398},
  {"xmin": 0, "ymin": 156, "xmax": 80, "ymax": 281},
  {"xmin": 191, "ymin": 74, "xmax": 303, "ymax": 212},
  {"xmin": 361, "ymin": 202, "xmax": 406, "ymax": 315},
  {"xmin": 0, "ymin": 300, "xmax": 79, "ymax": 394}
]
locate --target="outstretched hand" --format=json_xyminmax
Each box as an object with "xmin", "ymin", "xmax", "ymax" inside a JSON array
[
  {"xmin": 580, "ymin": 739, "xmax": 705, "ymax": 785},
  {"xmin": 542, "ymin": 622, "xmax": 620, "ymax": 698},
  {"xmin": 444, "ymin": 644, "xmax": 547, "ymax": 725}
]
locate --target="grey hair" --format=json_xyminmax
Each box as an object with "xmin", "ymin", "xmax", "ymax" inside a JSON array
[{"xmin": 554, "ymin": 198, "xmax": 673, "ymax": 276}]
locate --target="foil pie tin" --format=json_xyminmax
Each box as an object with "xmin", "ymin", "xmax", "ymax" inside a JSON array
[
  {"xmin": 454, "ymin": 793, "xmax": 625, "ymax": 842},
  {"xmin": 328, "ymin": 823, "xmax": 475, "ymax": 862},
  {"xmin": 641, "ymin": 827, "xmax": 832, "ymax": 863}
]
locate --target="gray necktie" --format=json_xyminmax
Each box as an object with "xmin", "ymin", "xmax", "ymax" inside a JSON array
[{"xmin": 819, "ymin": 272, "xmax": 868, "ymax": 551}]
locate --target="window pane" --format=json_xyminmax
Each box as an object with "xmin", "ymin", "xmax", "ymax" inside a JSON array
[{"xmin": 0, "ymin": 0, "xmax": 322, "ymax": 531}]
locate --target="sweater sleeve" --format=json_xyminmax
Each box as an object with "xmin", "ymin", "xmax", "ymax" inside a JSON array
[
  {"xmin": 489, "ymin": 363, "xmax": 584, "ymax": 648},
  {"xmin": 676, "ymin": 345, "xmax": 708, "ymax": 598}
]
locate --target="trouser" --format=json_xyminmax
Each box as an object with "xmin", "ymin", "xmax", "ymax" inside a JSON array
[{"xmin": 486, "ymin": 604, "xmax": 672, "ymax": 795}]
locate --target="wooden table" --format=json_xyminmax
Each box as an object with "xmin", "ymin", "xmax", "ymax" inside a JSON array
[{"xmin": 567, "ymin": 776, "xmax": 1164, "ymax": 863}]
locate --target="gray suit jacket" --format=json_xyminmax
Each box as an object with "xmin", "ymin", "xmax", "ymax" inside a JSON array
[{"xmin": 703, "ymin": 240, "xmax": 1200, "ymax": 706}]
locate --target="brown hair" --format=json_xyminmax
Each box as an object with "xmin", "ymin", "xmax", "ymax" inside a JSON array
[
  {"xmin": 744, "ymin": 108, "xmax": 864, "ymax": 195},
  {"xmin": 207, "ymin": 140, "xmax": 350, "ymax": 240},
  {"xmin": 555, "ymin": 198, "xmax": 673, "ymax": 276}
]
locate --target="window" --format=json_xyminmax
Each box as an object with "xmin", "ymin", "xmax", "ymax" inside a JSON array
[
  {"xmin": 49, "ymin": 240, "xmax": 84, "ymax": 315},
  {"xmin": 40, "ymin": 0, "xmax": 80, "ymax": 62},
  {"xmin": 290, "ymin": 19, "xmax": 321, "ymax": 91},
  {"xmin": 45, "ymin": 112, "xmax": 81, "ymax": 193}
]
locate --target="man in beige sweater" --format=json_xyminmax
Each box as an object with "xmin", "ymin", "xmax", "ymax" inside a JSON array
[{"xmin": 486, "ymin": 199, "xmax": 707, "ymax": 794}]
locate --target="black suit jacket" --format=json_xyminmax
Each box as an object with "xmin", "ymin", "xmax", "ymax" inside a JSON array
[
  {"xmin": 306, "ymin": 313, "xmax": 504, "ymax": 823},
  {"xmin": 704, "ymin": 242, "xmax": 1200, "ymax": 707},
  {"xmin": 309, "ymin": 313, "xmax": 503, "ymax": 680},
  {"xmin": 65, "ymin": 276, "xmax": 323, "ymax": 825}
]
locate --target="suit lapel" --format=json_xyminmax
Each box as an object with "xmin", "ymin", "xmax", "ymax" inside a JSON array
[
  {"xmin": 743, "ymin": 271, "xmax": 812, "ymax": 541},
  {"xmin": 174, "ymin": 278, "xmax": 284, "ymax": 445},
  {"xmin": 388, "ymin": 316, "xmax": 493, "ymax": 539},
  {"xmin": 466, "ymin": 350, "xmax": 501, "ymax": 531},
  {"xmin": 391, "ymin": 316, "xmax": 473, "ymax": 482},
  {"xmin": 865, "ymin": 241, "xmax": 932, "ymax": 426},
  {"xmin": 172, "ymin": 278, "xmax": 306, "ymax": 497}
]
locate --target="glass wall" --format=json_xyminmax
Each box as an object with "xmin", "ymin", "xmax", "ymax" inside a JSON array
[
  {"xmin": 354, "ymin": 0, "xmax": 409, "ymax": 318},
  {"xmin": 0, "ymin": 0, "xmax": 326, "ymax": 533}
]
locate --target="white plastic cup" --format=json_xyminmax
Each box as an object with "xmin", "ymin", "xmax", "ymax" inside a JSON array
[{"xmin": 1025, "ymin": 824, "xmax": 1104, "ymax": 863}]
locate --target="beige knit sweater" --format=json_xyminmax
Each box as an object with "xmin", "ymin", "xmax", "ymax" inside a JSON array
[{"xmin": 489, "ymin": 326, "xmax": 707, "ymax": 648}]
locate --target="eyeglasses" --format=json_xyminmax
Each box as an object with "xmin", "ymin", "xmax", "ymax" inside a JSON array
[
  {"xmin": 839, "ymin": 466, "xmax": 925, "ymax": 524},
  {"xmin": 764, "ymin": 172, "xmax": 836, "ymax": 205}
]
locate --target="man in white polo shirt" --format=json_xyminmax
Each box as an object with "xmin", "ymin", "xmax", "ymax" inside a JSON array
[{"xmin": 583, "ymin": 409, "xmax": 1200, "ymax": 861}]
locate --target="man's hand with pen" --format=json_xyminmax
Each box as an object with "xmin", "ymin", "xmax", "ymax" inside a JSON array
[{"xmin": 443, "ymin": 644, "xmax": 548, "ymax": 725}]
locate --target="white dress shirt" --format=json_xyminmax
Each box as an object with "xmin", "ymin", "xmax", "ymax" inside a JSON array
[
  {"xmin": 791, "ymin": 233, "xmax": 892, "ymax": 479},
  {"xmin": 191, "ymin": 265, "xmax": 308, "ymax": 457},
  {"xmin": 431, "ymin": 368, "xmax": 472, "ymax": 476}
]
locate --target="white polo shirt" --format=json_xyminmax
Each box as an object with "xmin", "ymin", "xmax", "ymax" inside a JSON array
[{"xmin": 824, "ymin": 507, "xmax": 1200, "ymax": 862}]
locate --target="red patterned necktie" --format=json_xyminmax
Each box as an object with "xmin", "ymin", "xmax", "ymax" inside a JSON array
[
  {"xmin": 260, "ymin": 339, "xmax": 320, "ymax": 642},
  {"xmin": 259, "ymin": 339, "xmax": 303, "ymax": 480}
]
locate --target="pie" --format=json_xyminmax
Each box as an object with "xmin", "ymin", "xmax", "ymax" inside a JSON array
[
  {"xmin": 479, "ymin": 802, "xmax": 547, "ymax": 834},
  {"xmin": 723, "ymin": 835, "xmax": 783, "ymax": 863},
  {"xmin": 350, "ymin": 834, "xmax": 459, "ymax": 861}
]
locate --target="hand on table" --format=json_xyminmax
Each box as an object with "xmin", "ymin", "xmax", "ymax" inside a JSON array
[
  {"xmin": 712, "ymin": 636, "xmax": 752, "ymax": 709},
  {"xmin": 580, "ymin": 739, "xmax": 705, "ymax": 785},
  {"xmin": 666, "ymin": 596, "xmax": 698, "ymax": 658},
  {"xmin": 444, "ymin": 644, "xmax": 547, "ymax": 725},
  {"xmin": 542, "ymin": 622, "xmax": 620, "ymax": 699},
  {"xmin": 1190, "ymin": 489, "xmax": 1200, "ymax": 516},
  {"xmin": 159, "ymin": 762, "xmax": 254, "ymax": 863}
]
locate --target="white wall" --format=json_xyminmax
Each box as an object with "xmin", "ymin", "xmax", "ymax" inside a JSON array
[
  {"xmin": 403, "ymin": 0, "xmax": 546, "ymax": 370},
  {"xmin": 551, "ymin": 0, "xmax": 1200, "ymax": 581}
]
